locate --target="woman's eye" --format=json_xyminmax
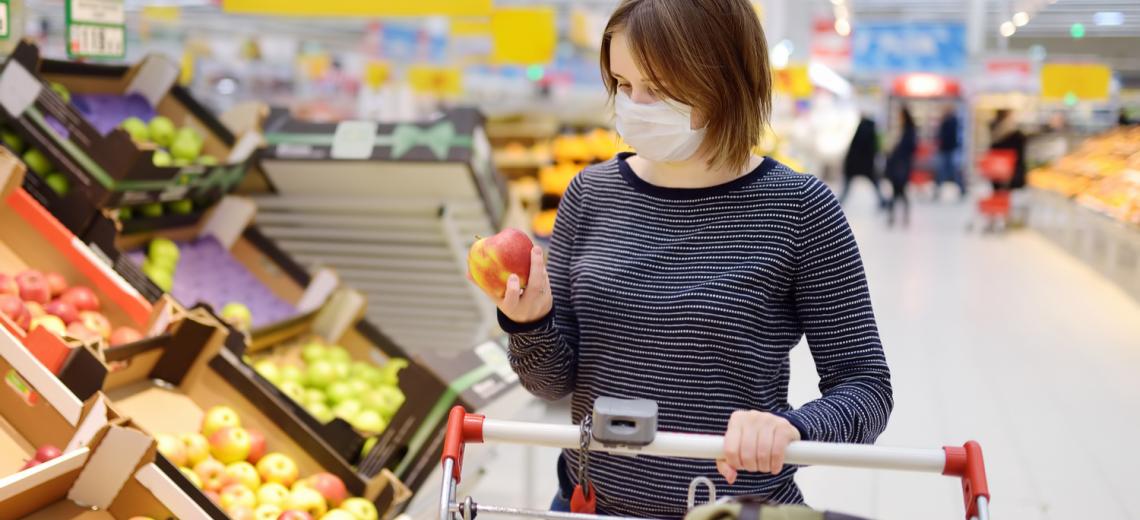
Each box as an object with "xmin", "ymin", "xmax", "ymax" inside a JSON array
[{"xmin": 618, "ymin": 83, "xmax": 632, "ymax": 94}]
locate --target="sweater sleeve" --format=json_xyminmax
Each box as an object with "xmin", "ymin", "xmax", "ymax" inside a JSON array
[
  {"xmin": 780, "ymin": 177, "xmax": 894, "ymax": 443},
  {"xmin": 497, "ymin": 175, "xmax": 584, "ymax": 401}
]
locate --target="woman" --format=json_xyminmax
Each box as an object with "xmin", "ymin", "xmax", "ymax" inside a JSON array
[
  {"xmin": 885, "ymin": 107, "xmax": 917, "ymax": 226},
  {"xmin": 989, "ymin": 109, "xmax": 1027, "ymax": 190},
  {"xmin": 471, "ymin": 1, "xmax": 893, "ymax": 516},
  {"xmin": 841, "ymin": 114, "xmax": 886, "ymax": 207}
]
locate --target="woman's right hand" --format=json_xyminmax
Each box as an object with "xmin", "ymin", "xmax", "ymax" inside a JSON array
[{"xmin": 469, "ymin": 246, "xmax": 553, "ymax": 324}]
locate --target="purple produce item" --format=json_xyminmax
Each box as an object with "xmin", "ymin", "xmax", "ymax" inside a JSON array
[
  {"xmin": 70, "ymin": 93, "xmax": 157, "ymax": 136},
  {"xmin": 128, "ymin": 236, "xmax": 297, "ymax": 327}
]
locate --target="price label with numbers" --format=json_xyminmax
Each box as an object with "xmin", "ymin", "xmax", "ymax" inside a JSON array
[
  {"xmin": 0, "ymin": 1, "xmax": 10, "ymax": 40},
  {"xmin": 66, "ymin": 0, "xmax": 126, "ymax": 59}
]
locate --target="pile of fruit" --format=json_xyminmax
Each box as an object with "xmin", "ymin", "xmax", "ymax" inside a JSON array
[
  {"xmin": 141, "ymin": 238, "xmax": 180, "ymax": 292},
  {"xmin": 0, "ymin": 127, "xmax": 72, "ymax": 198},
  {"xmin": 115, "ymin": 116, "xmax": 211, "ymax": 220},
  {"xmin": 250, "ymin": 339, "xmax": 407, "ymax": 435},
  {"xmin": 157, "ymin": 405, "xmax": 380, "ymax": 520},
  {"xmin": 1030, "ymin": 127, "xmax": 1140, "ymax": 225},
  {"xmin": 551, "ymin": 128, "xmax": 625, "ymax": 164},
  {"xmin": 0, "ymin": 269, "xmax": 142, "ymax": 346}
]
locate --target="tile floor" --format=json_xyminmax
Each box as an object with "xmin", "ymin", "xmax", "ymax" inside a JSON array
[{"xmin": 416, "ymin": 182, "xmax": 1140, "ymax": 520}]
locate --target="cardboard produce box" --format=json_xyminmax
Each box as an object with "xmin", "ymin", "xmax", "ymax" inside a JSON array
[
  {"xmin": 98, "ymin": 306, "xmax": 408, "ymax": 517},
  {"xmin": 0, "ymin": 41, "xmax": 260, "ymax": 222},
  {"xmin": 82, "ymin": 195, "xmax": 337, "ymax": 324},
  {"xmin": 0, "ymin": 148, "xmax": 171, "ymax": 401},
  {"xmin": 0, "ymin": 423, "xmax": 216, "ymax": 520}
]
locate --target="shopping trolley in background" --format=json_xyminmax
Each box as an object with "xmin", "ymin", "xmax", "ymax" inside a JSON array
[
  {"xmin": 438, "ymin": 399, "xmax": 991, "ymax": 520},
  {"xmin": 972, "ymin": 149, "xmax": 1019, "ymax": 232}
]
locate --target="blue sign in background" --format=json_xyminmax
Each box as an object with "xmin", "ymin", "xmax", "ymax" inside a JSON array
[{"xmin": 852, "ymin": 22, "xmax": 967, "ymax": 73}]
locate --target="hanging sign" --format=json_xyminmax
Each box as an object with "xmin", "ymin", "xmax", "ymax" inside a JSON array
[
  {"xmin": 1040, "ymin": 63, "xmax": 1111, "ymax": 101},
  {"xmin": 66, "ymin": 0, "xmax": 126, "ymax": 59},
  {"xmin": 223, "ymin": 0, "xmax": 491, "ymax": 17},
  {"xmin": 491, "ymin": 7, "xmax": 556, "ymax": 65}
]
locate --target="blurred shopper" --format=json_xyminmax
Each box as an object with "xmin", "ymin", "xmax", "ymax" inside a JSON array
[
  {"xmin": 841, "ymin": 115, "xmax": 887, "ymax": 207},
  {"xmin": 886, "ymin": 106, "xmax": 917, "ymax": 226},
  {"xmin": 934, "ymin": 105, "xmax": 965, "ymax": 200},
  {"xmin": 469, "ymin": 0, "xmax": 893, "ymax": 516},
  {"xmin": 989, "ymin": 109, "xmax": 1027, "ymax": 190}
]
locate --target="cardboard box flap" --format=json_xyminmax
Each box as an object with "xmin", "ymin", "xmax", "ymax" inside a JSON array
[
  {"xmin": 228, "ymin": 130, "xmax": 263, "ymax": 164},
  {"xmin": 64, "ymin": 395, "xmax": 111, "ymax": 454},
  {"xmin": 133, "ymin": 463, "xmax": 212, "ymax": 519},
  {"xmin": 296, "ymin": 268, "xmax": 339, "ymax": 314},
  {"xmin": 125, "ymin": 55, "xmax": 179, "ymax": 108},
  {"xmin": 0, "ymin": 60, "xmax": 42, "ymax": 118},
  {"xmin": 67, "ymin": 425, "xmax": 152, "ymax": 509},
  {"xmin": 0, "ymin": 325, "xmax": 84, "ymax": 426},
  {"xmin": 312, "ymin": 288, "xmax": 366, "ymax": 344},
  {"xmin": 200, "ymin": 196, "xmax": 256, "ymax": 249},
  {"xmin": 0, "ymin": 447, "xmax": 89, "ymax": 510}
]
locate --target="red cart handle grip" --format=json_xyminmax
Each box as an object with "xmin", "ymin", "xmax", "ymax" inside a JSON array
[
  {"xmin": 943, "ymin": 441, "xmax": 990, "ymax": 519},
  {"xmin": 441, "ymin": 406, "xmax": 485, "ymax": 483}
]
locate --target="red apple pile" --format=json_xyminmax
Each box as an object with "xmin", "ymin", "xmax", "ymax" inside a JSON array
[
  {"xmin": 19, "ymin": 444, "xmax": 62, "ymax": 470},
  {"xmin": 0, "ymin": 269, "xmax": 142, "ymax": 347},
  {"xmin": 156, "ymin": 405, "xmax": 380, "ymax": 520}
]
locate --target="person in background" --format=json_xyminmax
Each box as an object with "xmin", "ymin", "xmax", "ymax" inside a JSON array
[
  {"xmin": 886, "ymin": 106, "xmax": 917, "ymax": 226},
  {"xmin": 841, "ymin": 114, "xmax": 887, "ymax": 207},
  {"xmin": 935, "ymin": 104, "xmax": 965, "ymax": 200},
  {"xmin": 989, "ymin": 109, "xmax": 1027, "ymax": 190}
]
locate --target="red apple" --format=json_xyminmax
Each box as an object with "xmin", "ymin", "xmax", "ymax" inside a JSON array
[
  {"xmin": 78, "ymin": 311, "xmax": 112, "ymax": 340},
  {"xmin": 467, "ymin": 228, "xmax": 534, "ymax": 299},
  {"xmin": 44, "ymin": 272, "xmax": 68, "ymax": 297},
  {"xmin": 0, "ymin": 274, "xmax": 17, "ymax": 296},
  {"xmin": 209, "ymin": 427, "xmax": 252, "ymax": 464},
  {"xmin": 109, "ymin": 326, "xmax": 143, "ymax": 346},
  {"xmin": 246, "ymin": 428, "xmax": 267, "ymax": 464},
  {"xmin": 305, "ymin": 472, "xmax": 348, "ymax": 507},
  {"xmin": 43, "ymin": 300, "xmax": 79, "ymax": 324},
  {"xmin": 21, "ymin": 459, "xmax": 41, "ymax": 470},
  {"xmin": 276, "ymin": 512, "xmax": 314, "ymax": 520},
  {"xmin": 66, "ymin": 322, "xmax": 101, "ymax": 343},
  {"xmin": 60, "ymin": 286, "xmax": 100, "ymax": 312},
  {"xmin": 24, "ymin": 301, "xmax": 45, "ymax": 318},
  {"xmin": 15, "ymin": 270, "xmax": 51, "ymax": 304},
  {"xmin": 30, "ymin": 315, "xmax": 67, "ymax": 336},
  {"xmin": 34, "ymin": 445, "xmax": 62, "ymax": 462},
  {"xmin": 194, "ymin": 458, "xmax": 233, "ymax": 492},
  {"xmin": 219, "ymin": 483, "xmax": 258, "ymax": 510},
  {"xmin": 0, "ymin": 294, "xmax": 31, "ymax": 330},
  {"xmin": 155, "ymin": 434, "xmax": 187, "ymax": 467}
]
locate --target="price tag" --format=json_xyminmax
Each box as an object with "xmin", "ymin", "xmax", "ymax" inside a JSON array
[
  {"xmin": 66, "ymin": 0, "xmax": 126, "ymax": 59},
  {"xmin": 331, "ymin": 121, "xmax": 378, "ymax": 160},
  {"xmin": 0, "ymin": 1, "xmax": 10, "ymax": 40}
]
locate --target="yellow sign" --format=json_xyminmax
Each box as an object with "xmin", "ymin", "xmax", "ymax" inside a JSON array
[
  {"xmin": 222, "ymin": 0, "xmax": 492, "ymax": 17},
  {"xmin": 365, "ymin": 60, "xmax": 391, "ymax": 89},
  {"xmin": 774, "ymin": 65, "xmax": 813, "ymax": 99},
  {"xmin": 1041, "ymin": 63, "xmax": 1112, "ymax": 101},
  {"xmin": 408, "ymin": 65, "xmax": 463, "ymax": 96},
  {"xmin": 451, "ymin": 17, "xmax": 491, "ymax": 37},
  {"xmin": 491, "ymin": 7, "xmax": 557, "ymax": 65}
]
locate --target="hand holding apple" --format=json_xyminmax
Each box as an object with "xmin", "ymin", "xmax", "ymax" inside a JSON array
[{"xmin": 468, "ymin": 231, "xmax": 551, "ymax": 324}]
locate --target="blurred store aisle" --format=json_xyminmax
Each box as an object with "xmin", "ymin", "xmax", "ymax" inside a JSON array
[{"xmin": 469, "ymin": 183, "xmax": 1140, "ymax": 520}]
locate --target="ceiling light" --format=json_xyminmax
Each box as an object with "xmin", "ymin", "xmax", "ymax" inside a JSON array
[
  {"xmin": 835, "ymin": 18, "xmax": 851, "ymax": 37},
  {"xmin": 1000, "ymin": 21, "xmax": 1016, "ymax": 37},
  {"xmin": 829, "ymin": 0, "xmax": 844, "ymax": 5},
  {"xmin": 1093, "ymin": 12, "xmax": 1124, "ymax": 26},
  {"xmin": 834, "ymin": 5, "xmax": 849, "ymax": 18},
  {"xmin": 1012, "ymin": 12, "xmax": 1029, "ymax": 26}
]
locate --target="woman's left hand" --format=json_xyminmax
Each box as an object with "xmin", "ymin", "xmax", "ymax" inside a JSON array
[{"xmin": 717, "ymin": 411, "xmax": 801, "ymax": 484}]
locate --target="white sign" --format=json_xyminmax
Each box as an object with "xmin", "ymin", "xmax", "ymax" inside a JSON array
[{"xmin": 69, "ymin": 0, "xmax": 124, "ymax": 25}]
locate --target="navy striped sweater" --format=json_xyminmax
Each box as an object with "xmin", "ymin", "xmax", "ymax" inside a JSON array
[{"xmin": 500, "ymin": 154, "xmax": 893, "ymax": 518}]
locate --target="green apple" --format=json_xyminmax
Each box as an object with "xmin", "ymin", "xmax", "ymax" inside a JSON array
[
  {"xmin": 198, "ymin": 155, "xmax": 219, "ymax": 166},
  {"xmin": 321, "ymin": 510, "xmax": 357, "ymax": 520},
  {"xmin": 305, "ymin": 360, "xmax": 337, "ymax": 389},
  {"xmin": 168, "ymin": 199, "xmax": 194, "ymax": 215},
  {"xmin": 149, "ymin": 116, "xmax": 176, "ymax": 147},
  {"xmin": 148, "ymin": 238, "xmax": 180, "ymax": 268},
  {"xmin": 44, "ymin": 172, "xmax": 70, "ymax": 197},
  {"xmin": 332, "ymin": 361, "xmax": 350, "ymax": 381},
  {"xmin": 302, "ymin": 388, "xmax": 326, "ymax": 407},
  {"xmin": 306, "ymin": 402, "xmax": 334, "ymax": 423},
  {"xmin": 118, "ymin": 207, "xmax": 133, "ymax": 220},
  {"xmin": 360, "ymin": 437, "xmax": 378, "ymax": 459},
  {"xmin": 22, "ymin": 149, "xmax": 51, "ymax": 176},
  {"xmin": 254, "ymin": 504, "xmax": 283, "ymax": 520},
  {"xmin": 326, "ymin": 346, "xmax": 351, "ymax": 364},
  {"xmin": 349, "ymin": 362, "xmax": 380, "ymax": 385},
  {"xmin": 142, "ymin": 263, "xmax": 173, "ymax": 292},
  {"xmin": 1, "ymin": 128, "xmax": 24, "ymax": 153},
  {"xmin": 279, "ymin": 381, "xmax": 306, "ymax": 403},
  {"xmin": 176, "ymin": 127, "xmax": 203, "ymax": 145},
  {"xmin": 350, "ymin": 410, "xmax": 386, "ymax": 433},
  {"xmin": 201, "ymin": 405, "xmax": 242, "ymax": 437},
  {"xmin": 257, "ymin": 452, "xmax": 300, "ymax": 488},
  {"xmin": 377, "ymin": 358, "xmax": 409, "ymax": 386},
  {"xmin": 256, "ymin": 482, "xmax": 290, "ymax": 508},
  {"xmin": 179, "ymin": 432, "xmax": 210, "ymax": 466},
  {"xmin": 332, "ymin": 400, "xmax": 362, "ymax": 422},
  {"xmin": 280, "ymin": 365, "xmax": 304, "ymax": 385},
  {"xmin": 221, "ymin": 302, "xmax": 253, "ymax": 331},
  {"xmin": 48, "ymin": 82, "xmax": 71, "ymax": 103},
  {"xmin": 285, "ymin": 486, "xmax": 327, "ymax": 518},
  {"xmin": 172, "ymin": 134, "xmax": 203, "ymax": 162},
  {"xmin": 300, "ymin": 342, "xmax": 328, "ymax": 364},
  {"xmin": 253, "ymin": 360, "xmax": 281, "ymax": 384},
  {"xmin": 140, "ymin": 203, "xmax": 164, "ymax": 218},
  {"xmin": 225, "ymin": 461, "xmax": 262, "ymax": 490},
  {"xmin": 152, "ymin": 149, "xmax": 174, "ymax": 167},
  {"xmin": 340, "ymin": 497, "xmax": 379, "ymax": 520},
  {"xmin": 173, "ymin": 158, "xmax": 192, "ymax": 167},
  {"xmin": 361, "ymin": 386, "xmax": 405, "ymax": 419},
  {"xmin": 324, "ymin": 381, "xmax": 354, "ymax": 406},
  {"xmin": 120, "ymin": 117, "xmax": 150, "ymax": 142},
  {"xmin": 347, "ymin": 379, "xmax": 369, "ymax": 396}
]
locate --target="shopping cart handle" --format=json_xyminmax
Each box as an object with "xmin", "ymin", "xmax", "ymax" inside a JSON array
[{"xmin": 442, "ymin": 406, "xmax": 991, "ymax": 520}]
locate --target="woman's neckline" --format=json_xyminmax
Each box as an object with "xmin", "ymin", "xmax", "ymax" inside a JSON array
[{"xmin": 616, "ymin": 152, "xmax": 775, "ymax": 200}]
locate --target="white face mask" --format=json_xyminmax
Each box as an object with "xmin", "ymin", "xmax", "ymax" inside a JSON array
[{"xmin": 614, "ymin": 91, "xmax": 706, "ymax": 163}]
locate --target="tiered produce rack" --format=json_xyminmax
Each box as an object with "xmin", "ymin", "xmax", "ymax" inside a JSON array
[{"xmin": 0, "ymin": 43, "xmax": 520, "ymax": 519}]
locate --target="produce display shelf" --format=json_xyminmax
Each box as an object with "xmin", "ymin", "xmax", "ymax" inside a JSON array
[{"xmin": 1030, "ymin": 188, "xmax": 1140, "ymax": 302}]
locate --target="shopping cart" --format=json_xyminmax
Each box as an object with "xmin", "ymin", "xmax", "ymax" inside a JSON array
[
  {"xmin": 971, "ymin": 149, "xmax": 1018, "ymax": 231},
  {"xmin": 438, "ymin": 400, "xmax": 991, "ymax": 520}
]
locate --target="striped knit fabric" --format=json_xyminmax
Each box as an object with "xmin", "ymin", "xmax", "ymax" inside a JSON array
[{"xmin": 500, "ymin": 154, "xmax": 893, "ymax": 518}]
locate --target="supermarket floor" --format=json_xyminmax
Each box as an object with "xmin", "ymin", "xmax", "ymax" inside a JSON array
[{"xmin": 459, "ymin": 181, "xmax": 1140, "ymax": 520}]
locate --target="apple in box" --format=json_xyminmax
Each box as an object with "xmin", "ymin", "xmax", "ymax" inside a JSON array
[
  {"xmin": 60, "ymin": 286, "xmax": 100, "ymax": 312},
  {"xmin": 30, "ymin": 315, "xmax": 67, "ymax": 336},
  {"xmin": 0, "ymin": 294, "xmax": 30, "ymax": 330},
  {"xmin": 277, "ymin": 511, "xmax": 314, "ymax": 520},
  {"xmin": 246, "ymin": 428, "xmax": 267, "ymax": 463},
  {"xmin": 256, "ymin": 452, "xmax": 299, "ymax": 487},
  {"xmin": 44, "ymin": 300, "xmax": 79, "ymax": 324},
  {"xmin": 202, "ymin": 405, "xmax": 241, "ymax": 437},
  {"xmin": 15, "ymin": 270, "xmax": 51, "ymax": 304},
  {"xmin": 66, "ymin": 322, "xmax": 100, "ymax": 343},
  {"xmin": 219, "ymin": 483, "xmax": 258, "ymax": 510},
  {"xmin": 467, "ymin": 228, "xmax": 535, "ymax": 299},
  {"xmin": 209, "ymin": 426, "xmax": 252, "ymax": 464},
  {"xmin": 180, "ymin": 432, "xmax": 210, "ymax": 466},
  {"xmin": 44, "ymin": 272, "xmax": 68, "ymax": 297},
  {"xmin": 0, "ymin": 274, "xmax": 16, "ymax": 296},
  {"xmin": 305, "ymin": 472, "xmax": 348, "ymax": 507},
  {"xmin": 78, "ymin": 311, "xmax": 112, "ymax": 340},
  {"xmin": 109, "ymin": 326, "xmax": 143, "ymax": 346},
  {"xmin": 284, "ymin": 486, "xmax": 327, "ymax": 518},
  {"xmin": 194, "ymin": 458, "xmax": 232, "ymax": 492}
]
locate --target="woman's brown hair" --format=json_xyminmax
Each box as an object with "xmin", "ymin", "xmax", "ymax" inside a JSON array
[{"xmin": 601, "ymin": 0, "xmax": 772, "ymax": 174}]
